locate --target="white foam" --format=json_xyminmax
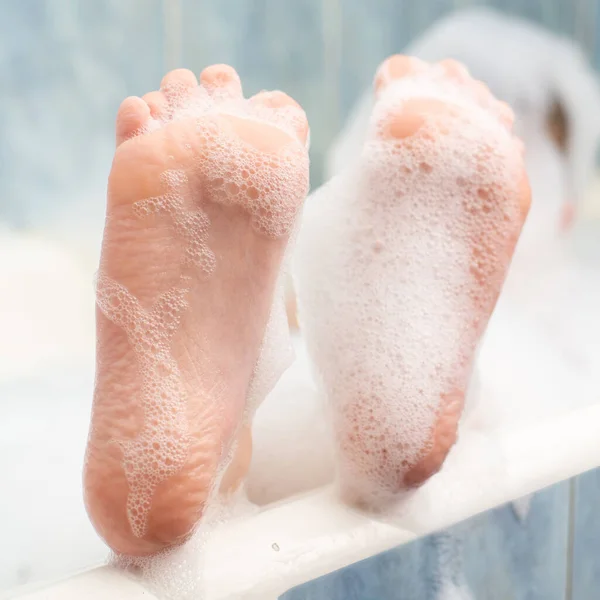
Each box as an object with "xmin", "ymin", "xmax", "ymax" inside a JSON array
[
  {"xmin": 96, "ymin": 274, "xmax": 193, "ymax": 537},
  {"xmin": 91, "ymin": 72, "xmax": 310, "ymax": 597},
  {"xmin": 111, "ymin": 492, "xmax": 258, "ymax": 600},
  {"xmin": 134, "ymin": 170, "xmax": 216, "ymax": 274},
  {"xmin": 247, "ymin": 336, "xmax": 334, "ymax": 505},
  {"xmin": 295, "ymin": 61, "xmax": 525, "ymax": 507}
]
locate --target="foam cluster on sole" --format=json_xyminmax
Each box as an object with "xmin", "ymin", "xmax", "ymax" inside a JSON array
[
  {"xmin": 92, "ymin": 68, "xmax": 309, "ymax": 597},
  {"xmin": 295, "ymin": 57, "xmax": 527, "ymax": 508}
]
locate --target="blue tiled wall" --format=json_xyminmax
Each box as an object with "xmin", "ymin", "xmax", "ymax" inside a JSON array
[
  {"xmin": 0, "ymin": 0, "xmax": 165, "ymax": 228},
  {"xmin": 280, "ymin": 467, "xmax": 600, "ymax": 599},
  {"xmin": 572, "ymin": 469, "xmax": 600, "ymax": 600},
  {"xmin": 2, "ymin": 0, "xmax": 600, "ymax": 228},
  {"xmin": 282, "ymin": 481, "xmax": 571, "ymax": 600}
]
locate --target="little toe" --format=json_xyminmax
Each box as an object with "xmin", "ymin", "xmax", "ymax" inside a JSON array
[
  {"xmin": 200, "ymin": 64, "xmax": 243, "ymax": 100},
  {"xmin": 115, "ymin": 96, "xmax": 150, "ymax": 146},
  {"xmin": 249, "ymin": 90, "xmax": 309, "ymax": 144},
  {"xmin": 374, "ymin": 54, "xmax": 427, "ymax": 97},
  {"xmin": 519, "ymin": 168, "xmax": 532, "ymax": 219}
]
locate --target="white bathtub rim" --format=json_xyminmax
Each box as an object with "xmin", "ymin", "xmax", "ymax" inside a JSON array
[{"xmin": 7, "ymin": 401, "xmax": 600, "ymax": 600}]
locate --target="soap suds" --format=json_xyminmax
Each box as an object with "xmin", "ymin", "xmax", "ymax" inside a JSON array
[
  {"xmin": 295, "ymin": 61, "xmax": 524, "ymax": 506},
  {"xmin": 95, "ymin": 73, "xmax": 309, "ymax": 597}
]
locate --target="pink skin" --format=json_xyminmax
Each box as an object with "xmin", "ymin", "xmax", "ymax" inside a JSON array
[
  {"xmin": 296, "ymin": 55, "xmax": 530, "ymax": 506},
  {"xmin": 84, "ymin": 65, "xmax": 309, "ymax": 557}
]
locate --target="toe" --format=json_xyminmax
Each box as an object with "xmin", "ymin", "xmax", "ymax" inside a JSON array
[
  {"xmin": 436, "ymin": 59, "xmax": 494, "ymax": 111},
  {"xmin": 115, "ymin": 96, "xmax": 150, "ymax": 146},
  {"xmin": 496, "ymin": 100, "xmax": 515, "ymax": 129},
  {"xmin": 142, "ymin": 90, "xmax": 169, "ymax": 119},
  {"xmin": 161, "ymin": 68, "xmax": 198, "ymax": 90},
  {"xmin": 200, "ymin": 64, "xmax": 243, "ymax": 100},
  {"xmin": 439, "ymin": 59, "xmax": 513, "ymax": 129},
  {"xmin": 519, "ymin": 168, "xmax": 532, "ymax": 220},
  {"xmin": 160, "ymin": 68, "xmax": 198, "ymax": 106},
  {"xmin": 471, "ymin": 80, "xmax": 494, "ymax": 109},
  {"xmin": 374, "ymin": 54, "xmax": 426, "ymax": 97},
  {"xmin": 515, "ymin": 137, "xmax": 526, "ymax": 158},
  {"xmin": 249, "ymin": 90, "xmax": 309, "ymax": 144},
  {"xmin": 438, "ymin": 58, "xmax": 470, "ymax": 84}
]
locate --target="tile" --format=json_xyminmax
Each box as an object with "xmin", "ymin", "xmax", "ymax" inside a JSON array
[
  {"xmin": 0, "ymin": 0, "xmax": 165, "ymax": 228},
  {"xmin": 461, "ymin": 484, "xmax": 569, "ymax": 600},
  {"xmin": 572, "ymin": 468, "xmax": 600, "ymax": 600},
  {"xmin": 181, "ymin": 0, "xmax": 335, "ymax": 188},
  {"xmin": 338, "ymin": 0, "xmax": 398, "ymax": 120},
  {"xmin": 281, "ymin": 481, "xmax": 569, "ymax": 600},
  {"xmin": 468, "ymin": 0, "xmax": 583, "ymax": 39},
  {"xmin": 282, "ymin": 534, "xmax": 439, "ymax": 600}
]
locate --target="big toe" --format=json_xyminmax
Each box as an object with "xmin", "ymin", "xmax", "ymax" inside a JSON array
[{"xmin": 249, "ymin": 90, "xmax": 309, "ymax": 145}]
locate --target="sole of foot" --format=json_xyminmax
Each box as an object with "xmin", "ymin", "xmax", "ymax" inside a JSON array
[
  {"xmin": 84, "ymin": 65, "xmax": 309, "ymax": 556},
  {"xmin": 295, "ymin": 55, "xmax": 530, "ymax": 508}
]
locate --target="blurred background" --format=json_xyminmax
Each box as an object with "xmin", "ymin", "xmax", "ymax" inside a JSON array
[
  {"xmin": 3, "ymin": 0, "xmax": 600, "ymax": 230},
  {"xmin": 2, "ymin": 0, "xmax": 600, "ymax": 598}
]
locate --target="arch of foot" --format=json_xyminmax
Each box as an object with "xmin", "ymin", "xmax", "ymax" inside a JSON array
[{"xmin": 296, "ymin": 55, "xmax": 529, "ymax": 507}]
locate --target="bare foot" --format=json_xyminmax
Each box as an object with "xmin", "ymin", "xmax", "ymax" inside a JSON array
[
  {"xmin": 84, "ymin": 65, "xmax": 309, "ymax": 556},
  {"xmin": 295, "ymin": 55, "xmax": 530, "ymax": 507}
]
